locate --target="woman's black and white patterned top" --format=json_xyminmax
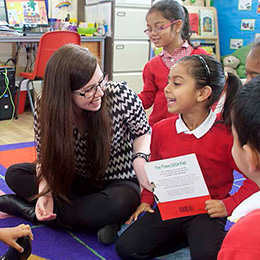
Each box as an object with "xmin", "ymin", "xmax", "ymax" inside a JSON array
[{"xmin": 34, "ymin": 82, "xmax": 151, "ymax": 180}]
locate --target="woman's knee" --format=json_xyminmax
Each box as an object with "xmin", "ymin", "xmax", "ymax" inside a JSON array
[
  {"xmin": 5, "ymin": 164, "xmax": 20, "ymax": 188},
  {"xmin": 5, "ymin": 163, "xmax": 37, "ymax": 197}
]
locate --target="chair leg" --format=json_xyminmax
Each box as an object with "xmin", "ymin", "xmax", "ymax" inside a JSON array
[
  {"xmin": 15, "ymin": 79, "xmax": 25, "ymax": 119},
  {"xmin": 26, "ymin": 80, "xmax": 35, "ymax": 115}
]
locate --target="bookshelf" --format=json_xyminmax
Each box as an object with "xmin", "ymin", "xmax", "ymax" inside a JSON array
[{"xmin": 186, "ymin": 5, "xmax": 220, "ymax": 60}]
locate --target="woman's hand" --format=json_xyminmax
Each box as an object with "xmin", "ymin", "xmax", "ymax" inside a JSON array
[
  {"xmin": 205, "ymin": 199, "xmax": 228, "ymax": 218},
  {"xmin": 0, "ymin": 224, "xmax": 33, "ymax": 253},
  {"xmin": 126, "ymin": 203, "xmax": 154, "ymax": 224},
  {"xmin": 133, "ymin": 157, "xmax": 152, "ymax": 192},
  {"xmin": 35, "ymin": 194, "xmax": 57, "ymax": 221}
]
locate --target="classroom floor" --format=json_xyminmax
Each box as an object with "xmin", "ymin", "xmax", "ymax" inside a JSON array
[{"xmin": 0, "ymin": 110, "xmax": 34, "ymax": 145}]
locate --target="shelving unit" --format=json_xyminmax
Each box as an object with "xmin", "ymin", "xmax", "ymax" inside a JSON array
[{"xmin": 186, "ymin": 5, "xmax": 220, "ymax": 60}]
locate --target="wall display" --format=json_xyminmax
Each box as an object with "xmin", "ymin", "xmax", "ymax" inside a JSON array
[
  {"xmin": 241, "ymin": 19, "xmax": 255, "ymax": 30},
  {"xmin": 238, "ymin": 0, "xmax": 252, "ymax": 10},
  {"xmin": 257, "ymin": 0, "xmax": 260, "ymax": 14},
  {"xmin": 199, "ymin": 9, "xmax": 215, "ymax": 36},
  {"xmin": 213, "ymin": 1, "xmax": 260, "ymax": 56},
  {"xmin": 230, "ymin": 39, "xmax": 244, "ymax": 49}
]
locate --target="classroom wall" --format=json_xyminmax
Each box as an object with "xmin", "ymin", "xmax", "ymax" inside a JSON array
[{"xmin": 213, "ymin": 0, "xmax": 260, "ymax": 56}]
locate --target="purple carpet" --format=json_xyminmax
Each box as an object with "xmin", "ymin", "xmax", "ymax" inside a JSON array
[{"xmin": 0, "ymin": 142, "xmax": 242, "ymax": 259}]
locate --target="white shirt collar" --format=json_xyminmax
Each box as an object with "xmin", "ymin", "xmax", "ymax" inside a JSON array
[
  {"xmin": 230, "ymin": 191, "xmax": 260, "ymax": 222},
  {"xmin": 176, "ymin": 110, "xmax": 216, "ymax": 139}
]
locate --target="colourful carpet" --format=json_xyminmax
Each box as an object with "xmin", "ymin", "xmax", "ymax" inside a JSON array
[{"xmin": 0, "ymin": 142, "xmax": 241, "ymax": 260}]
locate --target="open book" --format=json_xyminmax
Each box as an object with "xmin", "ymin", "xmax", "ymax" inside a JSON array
[{"xmin": 144, "ymin": 154, "xmax": 211, "ymax": 220}]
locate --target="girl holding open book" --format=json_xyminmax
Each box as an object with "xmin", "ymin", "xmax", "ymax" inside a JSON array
[
  {"xmin": 116, "ymin": 54, "xmax": 259, "ymax": 260},
  {"xmin": 138, "ymin": 0, "xmax": 209, "ymax": 127}
]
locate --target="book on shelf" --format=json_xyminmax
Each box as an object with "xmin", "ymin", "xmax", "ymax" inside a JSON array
[
  {"xmin": 189, "ymin": 13, "xmax": 199, "ymax": 35},
  {"xmin": 199, "ymin": 9, "xmax": 215, "ymax": 36}
]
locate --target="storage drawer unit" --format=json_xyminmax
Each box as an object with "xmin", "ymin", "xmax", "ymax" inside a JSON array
[
  {"xmin": 113, "ymin": 72, "xmax": 143, "ymax": 93},
  {"xmin": 114, "ymin": 7, "xmax": 148, "ymax": 39},
  {"xmin": 113, "ymin": 41, "xmax": 149, "ymax": 72},
  {"xmin": 115, "ymin": 0, "xmax": 151, "ymax": 7}
]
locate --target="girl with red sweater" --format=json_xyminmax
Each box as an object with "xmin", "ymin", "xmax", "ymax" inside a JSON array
[
  {"xmin": 138, "ymin": 0, "xmax": 208, "ymax": 127},
  {"xmin": 116, "ymin": 54, "xmax": 259, "ymax": 260}
]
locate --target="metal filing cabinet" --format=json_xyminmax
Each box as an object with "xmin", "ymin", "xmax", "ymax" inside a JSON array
[{"xmin": 85, "ymin": 0, "xmax": 151, "ymax": 94}]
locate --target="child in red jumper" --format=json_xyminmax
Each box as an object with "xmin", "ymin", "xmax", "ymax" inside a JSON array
[
  {"xmin": 138, "ymin": 0, "xmax": 208, "ymax": 127},
  {"xmin": 116, "ymin": 54, "xmax": 259, "ymax": 260},
  {"xmin": 217, "ymin": 76, "xmax": 260, "ymax": 260}
]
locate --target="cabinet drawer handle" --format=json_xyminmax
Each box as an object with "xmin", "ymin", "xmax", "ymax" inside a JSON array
[
  {"xmin": 117, "ymin": 12, "xmax": 126, "ymax": 17},
  {"xmin": 116, "ymin": 45, "xmax": 125, "ymax": 50}
]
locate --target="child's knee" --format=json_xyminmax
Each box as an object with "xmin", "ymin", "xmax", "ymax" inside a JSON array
[
  {"xmin": 115, "ymin": 235, "xmax": 147, "ymax": 260},
  {"xmin": 191, "ymin": 247, "xmax": 218, "ymax": 260}
]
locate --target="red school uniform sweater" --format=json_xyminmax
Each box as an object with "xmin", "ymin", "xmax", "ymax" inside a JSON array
[
  {"xmin": 217, "ymin": 209, "xmax": 260, "ymax": 260},
  {"xmin": 138, "ymin": 47, "xmax": 208, "ymax": 127},
  {"xmin": 141, "ymin": 115, "xmax": 259, "ymax": 216}
]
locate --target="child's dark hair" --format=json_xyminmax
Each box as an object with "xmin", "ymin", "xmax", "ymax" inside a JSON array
[
  {"xmin": 147, "ymin": 0, "xmax": 195, "ymax": 48},
  {"xmin": 231, "ymin": 76, "xmax": 260, "ymax": 152},
  {"xmin": 180, "ymin": 54, "xmax": 242, "ymax": 125}
]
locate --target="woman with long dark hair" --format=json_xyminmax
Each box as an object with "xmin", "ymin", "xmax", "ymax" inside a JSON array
[{"xmin": 0, "ymin": 44, "xmax": 151, "ymax": 245}]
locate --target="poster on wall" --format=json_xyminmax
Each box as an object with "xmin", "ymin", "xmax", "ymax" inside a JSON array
[
  {"xmin": 257, "ymin": 0, "xmax": 260, "ymax": 14},
  {"xmin": 238, "ymin": 0, "xmax": 252, "ymax": 10},
  {"xmin": 255, "ymin": 33, "xmax": 260, "ymax": 42},
  {"xmin": 241, "ymin": 19, "xmax": 255, "ymax": 30},
  {"xmin": 230, "ymin": 39, "xmax": 243, "ymax": 49}
]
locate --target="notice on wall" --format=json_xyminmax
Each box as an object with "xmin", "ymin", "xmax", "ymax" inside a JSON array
[
  {"xmin": 238, "ymin": 0, "xmax": 252, "ymax": 10},
  {"xmin": 241, "ymin": 19, "xmax": 255, "ymax": 30},
  {"xmin": 144, "ymin": 154, "xmax": 211, "ymax": 220},
  {"xmin": 230, "ymin": 39, "xmax": 244, "ymax": 49}
]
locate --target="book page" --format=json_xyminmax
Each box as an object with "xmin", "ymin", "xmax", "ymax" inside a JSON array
[{"xmin": 145, "ymin": 154, "xmax": 211, "ymax": 220}]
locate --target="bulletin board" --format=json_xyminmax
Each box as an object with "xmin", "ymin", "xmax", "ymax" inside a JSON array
[{"xmin": 213, "ymin": 0, "xmax": 260, "ymax": 56}]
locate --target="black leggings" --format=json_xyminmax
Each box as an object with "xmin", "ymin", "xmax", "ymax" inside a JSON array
[
  {"xmin": 5, "ymin": 163, "xmax": 140, "ymax": 230},
  {"xmin": 115, "ymin": 207, "xmax": 226, "ymax": 260}
]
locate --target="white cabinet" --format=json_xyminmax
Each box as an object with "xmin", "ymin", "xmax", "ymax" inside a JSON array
[
  {"xmin": 113, "ymin": 72, "xmax": 143, "ymax": 93},
  {"xmin": 113, "ymin": 41, "xmax": 150, "ymax": 72},
  {"xmin": 85, "ymin": 1, "xmax": 151, "ymax": 91},
  {"xmin": 115, "ymin": 0, "xmax": 151, "ymax": 7},
  {"xmin": 107, "ymin": 1, "xmax": 151, "ymax": 91},
  {"xmin": 114, "ymin": 8, "xmax": 148, "ymax": 39}
]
